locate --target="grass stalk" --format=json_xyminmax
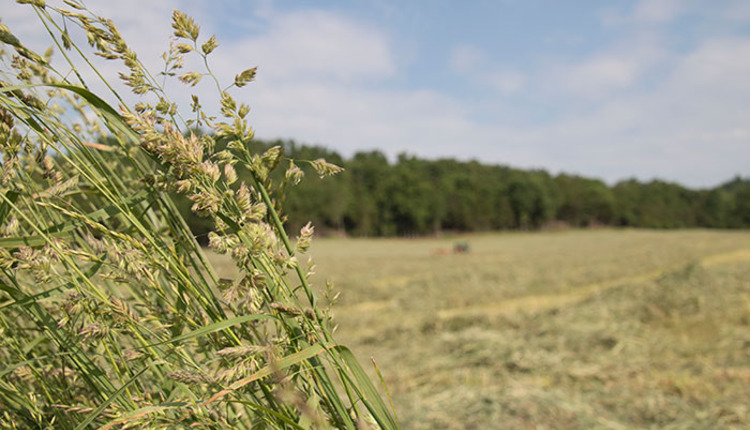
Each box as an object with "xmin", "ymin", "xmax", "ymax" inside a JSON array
[{"xmin": 0, "ymin": 2, "xmax": 399, "ymax": 428}]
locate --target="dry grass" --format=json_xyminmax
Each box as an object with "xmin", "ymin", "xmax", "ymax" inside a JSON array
[{"xmin": 210, "ymin": 228, "xmax": 750, "ymax": 428}]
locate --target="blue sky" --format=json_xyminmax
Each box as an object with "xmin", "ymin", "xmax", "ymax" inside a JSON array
[{"xmin": 7, "ymin": 0, "xmax": 750, "ymax": 187}]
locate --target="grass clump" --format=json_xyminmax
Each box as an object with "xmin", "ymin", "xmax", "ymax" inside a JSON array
[{"xmin": 0, "ymin": 2, "xmax": 398, "ymax": 428}]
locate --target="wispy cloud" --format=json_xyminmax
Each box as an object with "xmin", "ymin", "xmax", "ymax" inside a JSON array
[
  {"xmin": 226, "ymin": 10, "xmax": 396, "ymax": 84},
  {"xmin": 5, "ymin": 1, "xmax": 750, "ymax": 187},
  {"xmin": 448, "ymin": 45, "xmax": 484, "ymax": 75},
  {"xmin": 449, "ymin": 45, "xmax": 526, "ymax": 94},
  {"xmin": 633, "ymin": 0, "xmax": 686, "ymax": 23}
]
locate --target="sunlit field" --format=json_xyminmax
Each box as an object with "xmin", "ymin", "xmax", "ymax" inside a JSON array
[
  {"xmin": 7, "ymin": 1, "xmax": 750, "ymax": 427},
  {"xmin": 210, "ymin": 228, "xmax": 750, "ymax": 428}
]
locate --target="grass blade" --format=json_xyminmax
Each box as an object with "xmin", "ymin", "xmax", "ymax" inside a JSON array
[
  {"xmin": 336, "ymin": 346, "xmax": 400, "ymax": 429},
  {"xmin": 138, "ymin": 314, "xmax": 278, "ymax": 348},
  {"xmin": 0, "ymin": 190, "xmax": 19, "ymax": 225},
  {"xmin": 73, "ymin": 365, "xmax": 150, "ymax": 430}
]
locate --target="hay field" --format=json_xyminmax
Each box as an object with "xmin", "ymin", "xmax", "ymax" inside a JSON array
[{"xmin": 211, "ymin": 229, "xmax": 750, "ymax": 428}]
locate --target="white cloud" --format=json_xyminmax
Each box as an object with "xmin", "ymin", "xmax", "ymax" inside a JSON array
[
  {"xmin": 434, "ymin": 29, "xmax": 750, "ymax": 187},
  {"xmin": 5, "ymin": 1, "xmax": 185, "ymax": 105},
  {"xmin": 5, "ymin": 1, "xmax": 398, "ymax": 130},
  {"xmin": 495, "ymin": 36, "xmax": 750, "ymax": 187},
  {"xmin": 5, "ymin": 1, "xmax": 750, "ymax": 188},
  {"xmin": 722, "ymin": 1, "xmax": 750, "ymax": 22},
  {"xmin": 669, "ymin": 38, "xmax": 750, "ymax": 92},
  {"xmin": 633, "ymin": 0, "xmax": 685, "ymax": 23},
  {"xmin": 485, "ymin": 70, "xmax": 526, "ymax": 94},
  {"xmin": 229, "ymin": 10, "xmax": 396, "ymax": 84},
  {"xmin": 542, "ymin": 32, "xmax": 668, "ymax": 102},
  {"xmin": 448, "ymin": 45, "xmax": 484, "ymax": 74},
  {"xmin": 555, "ymin": 56, "xmax": 640, "ymax": 96},
  {"xmin": 448, "ymin": 45, "xmax": 525, "ymax": 94},
  {"xmin": 247, "ymin": 82, "xmax": 476, "ymax": 157},
  {"xmin": 600, "ymin": 0, "xmax": 686, "ymax": 28}
]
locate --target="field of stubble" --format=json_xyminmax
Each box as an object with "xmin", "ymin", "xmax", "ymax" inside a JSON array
[{"xmin": 211, "ymin": 229, "xmax": 750, "ymax": 429}]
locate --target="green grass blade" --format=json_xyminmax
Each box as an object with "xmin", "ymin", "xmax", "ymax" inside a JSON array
[
  {"xmin": 138, "ymin": 314, "xmax": 278, "ymax": 349},
  {"xmin": 371, "ymin": 356, "xmax": 399, "ymax": 425},
  {"xmin": 0, "ymin": 231, "xmax": 69, "ymax": 248},
  {"xmin": 44, "ymin": 83, "xmax": 140, "ymax": 143},
  {"xmin": 335, "ymin": 346, "xmax": 400, "ymax": 429},
  {"xmin": 0, "ymin": 190, "xmax": 19, "ymax": 225},
  {"xmin": 73, "ymin": 365, "xmax": 151, "ymax": 430}
]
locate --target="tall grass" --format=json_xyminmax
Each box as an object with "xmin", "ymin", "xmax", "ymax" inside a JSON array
[{"xmin": 0, "ymin": 2, "xmax": 398, "ymax": 428}]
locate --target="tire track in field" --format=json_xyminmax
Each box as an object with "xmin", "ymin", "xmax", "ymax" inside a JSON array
[{"xmin": 437, "ymin": 248, "xmax": 750, "ymax": 320}]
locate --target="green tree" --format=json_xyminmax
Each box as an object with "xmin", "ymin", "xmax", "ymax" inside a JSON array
[
  {"xmin": 345, "ymin": 150, "xmax": 392, "ymax": 236},
  {"xmin": 555, "ymin": 175, "xmax": 615, "ymax": 227},
  {"xmin": 507, "ymin": 172, "xmax": 555, "ymax": 229},
  {"xmin": 282, "ymin": 142, "xmax": 351, "ymax": 233},
  {"xmin": 385, "ymin": 154, "xmax": 443, "ymax": 235}
]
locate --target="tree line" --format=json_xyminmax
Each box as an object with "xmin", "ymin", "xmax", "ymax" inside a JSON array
[{"xmin": 174, "ymin": 139, "xmax": 750, "ymax": 241}]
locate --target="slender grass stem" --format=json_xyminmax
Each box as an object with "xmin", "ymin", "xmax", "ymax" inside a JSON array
[{"xmin": 0, "ymin": 4, "xmax": 399, "ymax": 428}]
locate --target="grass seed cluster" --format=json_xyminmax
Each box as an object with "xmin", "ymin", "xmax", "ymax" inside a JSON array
[{"xmin": 0, "ymin": 2, "xmax": 398, "ymax": 428}]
